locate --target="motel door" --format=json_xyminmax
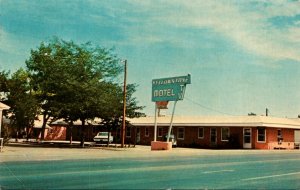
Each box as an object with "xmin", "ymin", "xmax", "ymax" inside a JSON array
[
  {"xmin": 210, "ymin": 128, "xmax": 217, "ymax": 146},
  {"xmin": 136, "ymin": 127, "xmax": 141, "ymax": 144},
  {"xmin": 243, "ymin": 128, "xmax": 252, "ymax": 149}
]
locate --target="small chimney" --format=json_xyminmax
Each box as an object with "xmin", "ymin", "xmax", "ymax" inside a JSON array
[{"xmin": 266, "ymin": 108, "xmax": 268, "ymax": 116}]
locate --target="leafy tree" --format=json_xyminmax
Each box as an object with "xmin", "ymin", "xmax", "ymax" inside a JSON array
[
  {"xmin": 100, "ymin": 83, "xmax": 124, "ymax": 146},
  {"xmin": 123, "ymin": 83, "xmax": 145, "ymax": 146},
  {"xmin": 0, "ymin": 71, "xmax": 10, "ymax": 102},
  {"xmin": 101, "ymin": 83, "xmax": 145, "ymax": 146},
  {"xmin": 125, "ymin": 84, "xmax": 145, "ymax": 118},
  {"xmin": 5, "ymin": 69, "xmax": 38, "ymax": 140},
  {"xmin": 26, "ymin": 37, "xmax": 145, "ymax": 146},
  {"xmin": 0, "ymin": 70, "xmax": 10, "ymax": 139},
  {"xmin": 26, "ymin": 38, "xmax": 122, "ymax": 144},
  {"xmin": 25, "ymin": 41, "xmax": 65, "ymax": 140}
]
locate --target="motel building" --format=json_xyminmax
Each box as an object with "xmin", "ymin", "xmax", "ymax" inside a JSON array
[
  {"xmin": 127, "ymin": 115, "xmax": 300, "ymax": 150},
  {"xmin": 27, "ymin": 114, "xmax": 300, "ymax": 150}
]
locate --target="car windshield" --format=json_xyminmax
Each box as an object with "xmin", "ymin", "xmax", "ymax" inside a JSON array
[{"xmin": 98, "ymin": 132, "xmax": 108, "ymax": 136}]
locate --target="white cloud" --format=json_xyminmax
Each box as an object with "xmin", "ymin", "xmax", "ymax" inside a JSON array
[
  {"xmin": 0, "ymin": 27, "xmax": 20, "ymax": 54},
  {"xmin": 263, "ymin": 0, "xmax": 300, "ymax": 17},
  {"xmin": 287, "ymin": 27, "xmax": 300, "ymax": 43},
  {"xmin": 0, "ymin": 26, "xmax": 37, "ymax": 57},
  {"xmin": 126, "ymin": 0, "xmax": 300, "ymax": 62}
]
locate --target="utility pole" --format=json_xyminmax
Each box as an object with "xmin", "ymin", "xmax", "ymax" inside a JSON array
[{"xmin": 121, "ymin": 60, "xmax": 127, "ymax": 148}]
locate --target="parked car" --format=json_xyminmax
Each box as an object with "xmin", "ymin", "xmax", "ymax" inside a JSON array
[
  {"xmin": 164, "ymin": 134, "xmax": 177, "ymax": 147},
  {"xmin": 93, "ymin": 132, "xmax": 113, "ymax": 143}
]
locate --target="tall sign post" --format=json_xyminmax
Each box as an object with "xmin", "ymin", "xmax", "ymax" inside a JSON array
[
  {"xmin": 121, "ymin": 60, "xmax": 127, "ymax": 148},
  {"xmin": 151, "ymin": 74, "xmax": 191, "ymax": 150}
]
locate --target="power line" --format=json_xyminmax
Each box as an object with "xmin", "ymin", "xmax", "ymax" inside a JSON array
[{"xmin": 185, "ymin": 96, "xmax": 237, "ymax": 116}]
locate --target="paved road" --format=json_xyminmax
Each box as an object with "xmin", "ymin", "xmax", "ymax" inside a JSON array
[{"xmin": 1, "ymin": 145, "xmax": 300, "ymax": 189}]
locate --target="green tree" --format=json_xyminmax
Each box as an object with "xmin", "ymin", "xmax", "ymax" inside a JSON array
[
  {"xmin": 0, "ymin": 70, "xmax": 10, "ymax": 139},
  {"xmin": 101, "ymin": 83, "xmax": 145, "ymax": 146},
  {"xmin": 5, "ymin": 69, "xmax": 38, "ymax": 140},
  {"xmin": 0, "ymin": 71, "xmax": 9, "ymax": 102},
  {"xmin": 125, "ymin": 84, "xmax": 145, "ymax": 118},
  {"xmin": 26, "ymin": 38, "xmax": 123, "ymax": 144},
  {"xmin": 26, "ymin": 37, "xmax": 145, "ymax": 146},
  {"xmin": 25, "ymin": 41, "xmax": 64, "ymax": 140}
]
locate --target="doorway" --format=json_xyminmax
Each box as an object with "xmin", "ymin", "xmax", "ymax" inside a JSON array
[
  {"xmin": 210, "ymin": 128, "xmax": 217, "ymax": 146},
  {"xmin": 243, "ymin": 128, "xmax": 252, "ymax": 149},
  {"xmin": 136, "ymin": 127, "xmax": 140, "ymax": 144}
]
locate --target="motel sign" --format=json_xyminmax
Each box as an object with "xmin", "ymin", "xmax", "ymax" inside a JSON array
[
  {"xmin": 152, "ymin": 74, "xmax": 191, "ymax": 102},
  {"xmin": 151, "ymin": 74, "xmax": 191, "ymax": 147}
]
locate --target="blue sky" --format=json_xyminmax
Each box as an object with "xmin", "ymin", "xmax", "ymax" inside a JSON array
[{"xmin": 1, "ymin": 0, "xmax": 300, "ymax": 117}]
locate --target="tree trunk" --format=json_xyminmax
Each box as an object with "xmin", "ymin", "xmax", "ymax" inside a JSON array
[
  {"xmin": 15, "ymin": 131, "xmax": 19, "ymax": 142},
  {"xmin": 69, "ymin": 121, "xmax": 73, "ymax": 145},
  {"xmin": 26, "ymin": 126, "xmax": 30, "ymax": 141},
  {"xmin": 134, "ymin": 125, "xmax": 137, "ymax": 148},
  {"xmin": 107, "ymin": 128, "xmax": 111, "ymax": 147},
  {"xmin": 80, "ymin": 119, "xmax": 85, "ymax": 148},
  {"xmin": 40, "ymin": 113, "xmax": 48, "ymax": 140}
]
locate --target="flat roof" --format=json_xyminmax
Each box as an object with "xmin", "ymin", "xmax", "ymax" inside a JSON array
[{"xmin": 128, "ymin": 115, "xmax": 300, "ymax": 129}]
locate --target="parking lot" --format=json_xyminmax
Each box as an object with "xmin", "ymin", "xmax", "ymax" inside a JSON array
[{"xmin": 1, "ymin": 143, "xmax": 300, "ymax": 189}]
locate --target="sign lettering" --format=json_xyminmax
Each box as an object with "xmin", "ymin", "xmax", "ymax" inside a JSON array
[{"xmin": 152, "ymin": 74, "xmax": 191, "ymax": 102}]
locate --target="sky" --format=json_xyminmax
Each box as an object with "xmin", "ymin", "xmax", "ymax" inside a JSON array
[{"xmin": 0, "ymin": 0, "xmax": 300, "ymax": 118}]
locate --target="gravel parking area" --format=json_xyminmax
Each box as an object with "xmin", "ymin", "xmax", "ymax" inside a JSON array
[{"xmin": 1, "ymin": 142, "xmax": 300, "ymax": 162}]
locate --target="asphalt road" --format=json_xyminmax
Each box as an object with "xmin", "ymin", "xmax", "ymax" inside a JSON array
[{"xmin": 1, "ymin": 145, "xmax": 300, "ymax": 189}]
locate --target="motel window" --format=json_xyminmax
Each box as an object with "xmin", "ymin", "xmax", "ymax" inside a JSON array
[
  {"xmin": 221, "ymin": 128, "xmax": 230, "ymax": 141},
  {"xmin": 198, "ymin": 127, "xmax": 204, "ymax": 139},
  {"xmin": 277, "ymin": 129, "xmax": 282, "ymax": 140},
  {"xmin": 177, "ymin": 127, "xmax": 185, "ymax": 140},
  {"xmin": 257, "ymin": 128, "xmax": 266, "ymax": 142},
  {"xmin": 126, "ymin": 127, "xmax": 131, "ymax": 138},
  {"xmin": 145, "ymin": 127, "xmax": 149, "ymax": 137},
  {"xmin": 158, "ymin": 127, "xmax": 163, "ymax": 137}
]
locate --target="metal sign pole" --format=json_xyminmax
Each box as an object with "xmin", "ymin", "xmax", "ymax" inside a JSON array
[
  {"xmin": 154, "ymin": 103, "xmax": 158, "ymax": 142},
  {"xmin": 167, "ymin": 101, "xmax": 177, "ymax": 142}
]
